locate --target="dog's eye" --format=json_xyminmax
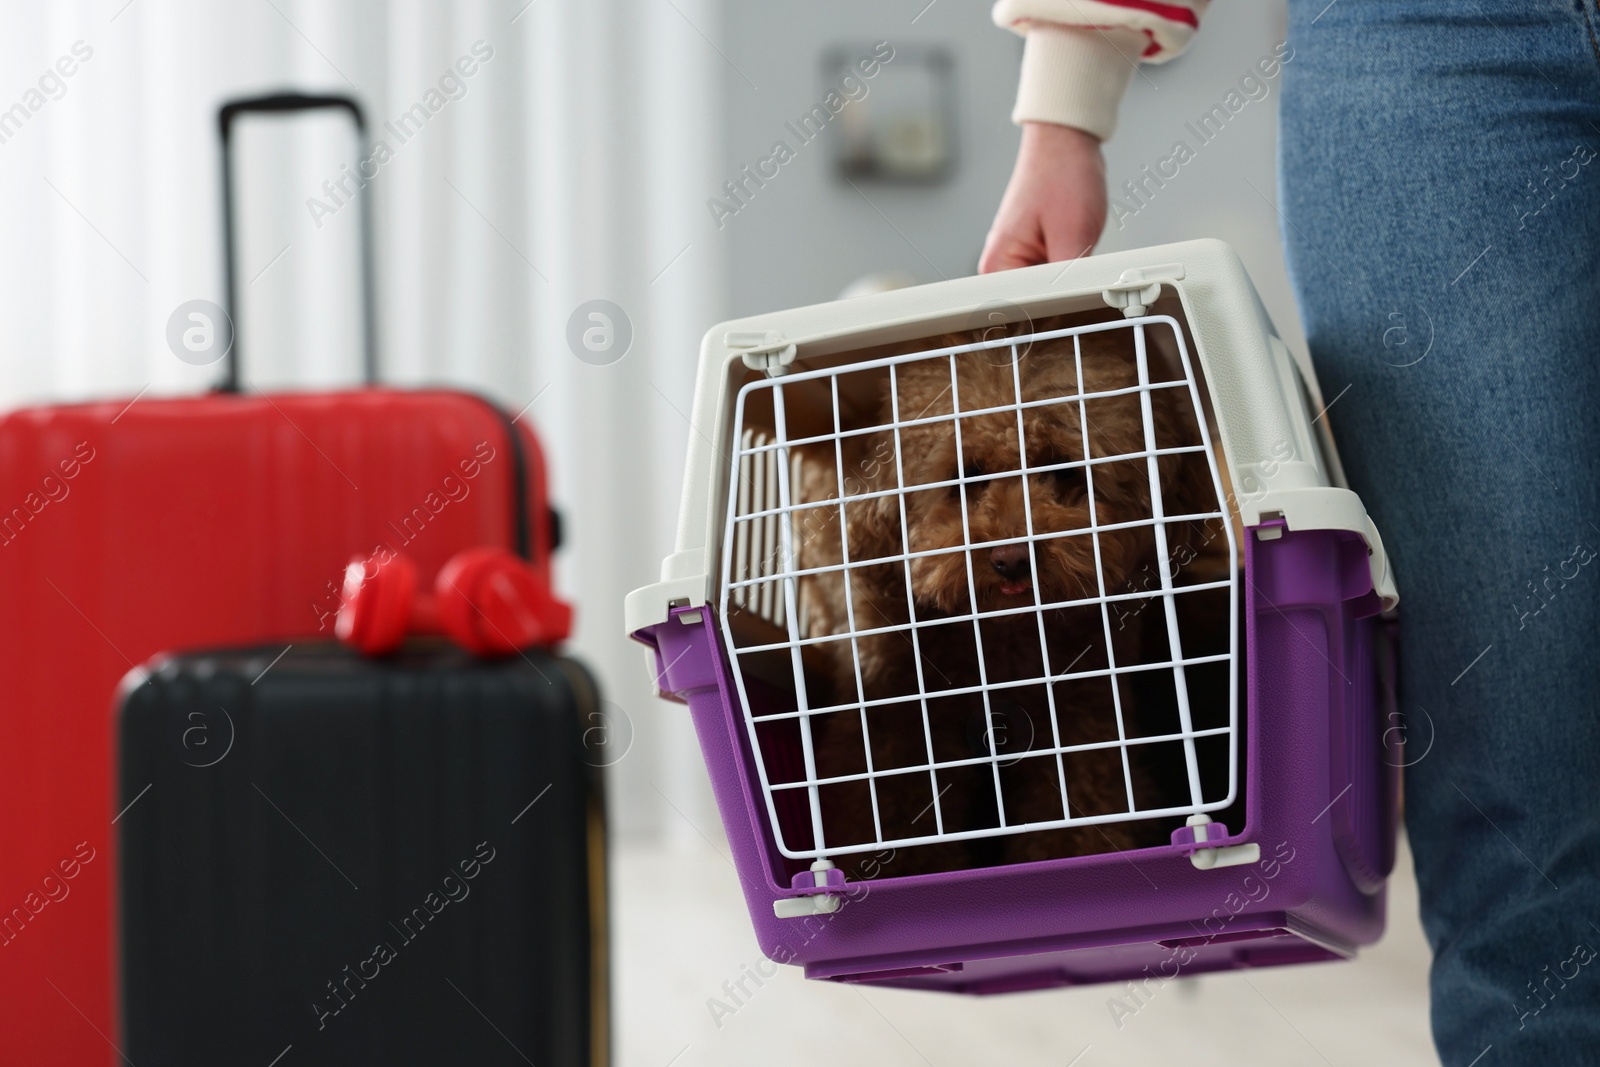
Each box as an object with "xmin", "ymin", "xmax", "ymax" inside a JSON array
[
  {"xmin": 1041, "ymin": 459, "xmax": 1087, "ymax": 502},
  {"xmin": 949, "ymin": 460, "xmax": 986, "ymax": 498},
  {"xmin": 1035, "ymin": 456, "xmax": 1069, "ymax": 475},
  {"xmin": 1055, "ymin": 472, "xmax": 1086, "ymax": 499}
]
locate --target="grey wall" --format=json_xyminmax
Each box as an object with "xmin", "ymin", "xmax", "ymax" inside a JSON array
[{"xmin": 719, "ymin": 2, "xmax": 1023, "ymax": 316}]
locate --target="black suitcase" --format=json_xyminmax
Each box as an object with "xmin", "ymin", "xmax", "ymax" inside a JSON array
[{"xmin": 116, "ymin": 643, "xmax": 608, "ymax": 1066}]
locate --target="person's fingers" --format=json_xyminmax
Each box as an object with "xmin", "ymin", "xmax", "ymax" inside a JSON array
[
  {"xmin": 978, "ymin": 237, "xmax": 1035, "ymax": 274},
  {"xmin": 982, "ymin": 214, "xmax": 1097, "ymax": 273},
  {"xmin": 1039, "ymin": 203, "xmax": 1104, "ymax": 265},
  {"xmin": 978, "ymin": 218, "xmax": 1046, "ymax": 274},
  {"xmin": 978, "ymin": 249, "xmax": 1020, "ymax": 273},
  {"xmin": 1042, "ymin": 224, "xmax": 1099, "ymax": 266}
]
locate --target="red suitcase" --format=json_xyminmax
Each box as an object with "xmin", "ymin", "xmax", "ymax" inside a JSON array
[{"xmin": 0, "ymin": 95, "xmax": 560, "ymax": 1065}]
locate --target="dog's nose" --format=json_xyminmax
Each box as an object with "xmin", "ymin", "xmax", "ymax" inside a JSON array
[{"xmin": 990, "ymin": 544, "xmax": 1031, "ymax": 579}]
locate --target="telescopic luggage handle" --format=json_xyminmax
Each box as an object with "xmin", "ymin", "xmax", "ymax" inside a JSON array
[{"xmin": 217, "ymin": 92, "xmax": 377, "ymax": 393}]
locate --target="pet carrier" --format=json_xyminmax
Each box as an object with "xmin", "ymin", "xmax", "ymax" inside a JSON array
[{"xmin": 627, "ymin": 239, "xmax": 1399, "ymax": 992}]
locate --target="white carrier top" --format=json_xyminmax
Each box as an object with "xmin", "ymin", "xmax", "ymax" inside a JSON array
[{"xmin": 627, "ymin": 237, "xmax": 1396, "ymax": 638}]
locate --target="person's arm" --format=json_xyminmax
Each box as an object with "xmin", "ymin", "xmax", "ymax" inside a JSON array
[{"xmin": 979, "ymin": 2, "xmax": 1209, "ymax": 273}]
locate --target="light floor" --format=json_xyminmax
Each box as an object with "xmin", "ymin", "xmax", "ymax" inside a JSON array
[{"xmin": 613, "ymin": 832, "xmax": 1438, "ymax": 1067}]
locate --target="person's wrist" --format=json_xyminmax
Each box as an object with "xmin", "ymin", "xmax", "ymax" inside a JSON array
[{"xmin": 1020, "ymin": 121, "xmax": 1101, "ymax": 156}]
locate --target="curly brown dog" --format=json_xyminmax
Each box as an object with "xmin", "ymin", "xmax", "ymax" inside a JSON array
[{"xmin": 796, "ymin": 327, "xmax": 1208, "ymax": 877}]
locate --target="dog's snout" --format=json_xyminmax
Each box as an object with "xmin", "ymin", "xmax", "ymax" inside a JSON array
[{"xmin": 990, "ymin": 544, "xmax": 1031, "ymax": 579}]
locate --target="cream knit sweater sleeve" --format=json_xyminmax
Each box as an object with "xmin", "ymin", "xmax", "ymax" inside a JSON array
[{"xmin": 993, "ymin": 0, "xmax": 1209, "ymax": 140}]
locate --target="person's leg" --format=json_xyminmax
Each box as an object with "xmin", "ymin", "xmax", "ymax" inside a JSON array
[{"xmin": 1280, "ymin": 1, "xmax": 1600, "ymax": 1062}]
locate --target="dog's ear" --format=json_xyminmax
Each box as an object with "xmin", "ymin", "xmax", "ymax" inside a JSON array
[
  {"xmin": 849, "ymin": 432, "xmax": 904, "ymax": 566},
  {"xmin": 1148, "ymin": 386, "xmax": 1230, "ymax": 580},
  {"xmin": 1150, "ymin": 390, "xmax": 1194, "ymax": 512},
  {"xmin": 864, "ymin": 438, "xmax": 915, "ymax": 563}
]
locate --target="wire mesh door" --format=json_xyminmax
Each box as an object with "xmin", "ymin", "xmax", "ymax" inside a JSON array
[{"xmin": 719, "ymin": 315, "xmax": 1239, "ymax": 864}]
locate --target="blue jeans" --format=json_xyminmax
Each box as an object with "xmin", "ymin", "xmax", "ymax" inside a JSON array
[{"xmin": 1281, "ymin": 1, "xmax": 1600, "ymax": 1063}]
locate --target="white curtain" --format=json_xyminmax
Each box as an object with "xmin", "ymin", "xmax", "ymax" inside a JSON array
[{"xmin": 0, "ymin": 0, "xmax": 725, "ymax": 839}]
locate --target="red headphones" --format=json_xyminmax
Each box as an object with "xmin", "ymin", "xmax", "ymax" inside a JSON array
[{"xmin": 335, "ymin": 547, "xmax": 572, "ymax": 657}]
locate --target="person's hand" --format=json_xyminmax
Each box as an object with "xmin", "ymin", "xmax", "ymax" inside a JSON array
[{"xmin": 979, "ymin": 122, "xmax": 1107, "ymax": 273}]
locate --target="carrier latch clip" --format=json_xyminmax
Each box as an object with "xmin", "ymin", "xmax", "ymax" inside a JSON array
[
  {"xmin": 1176, "ymin": 814, "xmax": 1261, "ymax": 870},
  {"xmin": 773, "ymin": 859, "xmax": 846, "ymax": 918},
  {"xmin": 727, "ymin": 330, "xmax": 798, "ymax": 377},
  {"xmin": 1102, "ymin": 265, "xmax": 1185, "ymax": 318}
]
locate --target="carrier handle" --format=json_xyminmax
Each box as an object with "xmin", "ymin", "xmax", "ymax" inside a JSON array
[{"xmin": 217, "ymin": 92, "xmax": 377, "ymax": 393}]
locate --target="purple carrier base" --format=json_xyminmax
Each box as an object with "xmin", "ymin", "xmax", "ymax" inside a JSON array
[{"xmin": 632, "ymin": 524, "xmax": 1399, "ymax": 993}]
